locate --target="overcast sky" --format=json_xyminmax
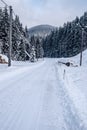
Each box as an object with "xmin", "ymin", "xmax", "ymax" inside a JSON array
[{"xmin": 1, "ymin": 0, "xmax": 87, "ymax": 28}]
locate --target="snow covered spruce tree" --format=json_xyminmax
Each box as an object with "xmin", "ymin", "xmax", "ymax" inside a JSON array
[
  {"xmin": 30, "ymin": 45, "xmax": 36, "ymax": 62},
  {"xmin": 43, "ymin": 11, "xmax": 87, "ymax": 58},
  {"xmin": 36, "ymin": 37, "xmax": 44, "ymax": 59},
  {"xmin": 30, "ymin": 35, "xmax": 44, "ymax": 60},
  {"xmin": 24, "ymin": 26, "xmax": 30, "ymax": 60},
  {"xmin": 0, "ymin": 7, "xmax": 32, "ymax": 62},
  {"xmin": 12, "ymin": 15, "xmax": 26, "ymax": 61},
  {"xmin": 36, "ymin": 38, "xmax": 40, "ymax": 60},
  {"xmin": 0, "ymin": 6, "xmax": 43, "ymax": 62},
  {"xmin": 0, "ymin": 7, "xmax": 9, "ymax": 56},
  {"xmin": 0, "ymin": 8, "xmax": 3, "ymax": 53}
]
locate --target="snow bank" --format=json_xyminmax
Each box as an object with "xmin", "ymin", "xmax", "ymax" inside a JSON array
[
  {"xmin": 59, "ymin": 49, "xmax": 87, "ymax": 66},
  {"xmin": 0, "ymin": 54, "xmax": 8, "ymax": 62},
  {"xmin": 0, "ymin": 54, "xmax": 8, "ymax": 63},
  {"xmin": 58, "ymin": 49, "xmax": 87, "ymax": 128}
]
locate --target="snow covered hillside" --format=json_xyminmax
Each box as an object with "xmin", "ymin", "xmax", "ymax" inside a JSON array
[
  {"xmin": 0, "ymin": 51, "xmax": 87, "ymax": 130},
  {"xmin": 28, "ymin": 25, "xmax": 55, "ymax": 37}
]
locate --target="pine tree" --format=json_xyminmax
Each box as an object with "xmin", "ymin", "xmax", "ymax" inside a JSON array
[
  {"xmin": 17, "ymin": 39, "xmax": 25, "ymax": 61},
  {"xmin": 30, "ymin": 45, "xmax": 36, "ymax": 62},
  {"xmin": 1, "ymin": 7, "xmax": 9, "ymax": 56}
]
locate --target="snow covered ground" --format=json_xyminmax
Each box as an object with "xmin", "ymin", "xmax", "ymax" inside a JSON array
[
  {"xmin": 58, "ymin": 50, "xmax": 87, "ymax": 129},
  {"xmin": 0, "ymin": 51, "xmax": 87, "ymax": 130}
]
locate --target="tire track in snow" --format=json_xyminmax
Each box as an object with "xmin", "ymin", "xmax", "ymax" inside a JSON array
[
  {"xmin": 0, "ymin": 66, "xmax": 44, "ymax": 129},
  {"xmin": 0, "ymin": 61, "xmax": 47, "ymax": 130},
  {"xmin": 35, "ymin": 60, "xmax": 67, "ymax": 130},
  {"xmin": 0, "ymin": 59, "xmax": 86, "ymax": 130}
]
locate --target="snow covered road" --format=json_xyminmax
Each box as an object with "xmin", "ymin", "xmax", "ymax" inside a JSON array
[{"xmin": 0, "ymin": 59, "xmax": 86, "ymax": 130}]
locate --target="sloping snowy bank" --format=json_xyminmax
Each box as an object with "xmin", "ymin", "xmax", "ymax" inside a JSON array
[{"xmin": 58, "ymin": 50, "xmax": 87, "ymax": 128}]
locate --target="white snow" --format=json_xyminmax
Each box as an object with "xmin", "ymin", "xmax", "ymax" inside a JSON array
[
  {"xmin": 0, "ymin": 54, "xmax": 8, "ymax": 62},
  {"xmin": 58, "ymin": 49, "xmax": 87, "ymax": 129},
  {"xmin": 0, "ymin": 50, "xmax": 87, "ymax": 130}
]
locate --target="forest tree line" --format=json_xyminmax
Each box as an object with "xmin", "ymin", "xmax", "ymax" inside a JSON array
[
  {"xmin": 0, "ymin": 7, "xmax": 87, "ymax": 60},
  {"xmin": 0, "ymin": 7, "xmax": 43, "ymax": 61},
  {"xmin": 43, "ymin": 12, "xmax": 87, "ymax": 58}
]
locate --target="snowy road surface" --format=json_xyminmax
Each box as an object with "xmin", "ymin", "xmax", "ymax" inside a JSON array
[{"xmin": 0, "ymin": 59, "xmax": 86, "ymax": 130}]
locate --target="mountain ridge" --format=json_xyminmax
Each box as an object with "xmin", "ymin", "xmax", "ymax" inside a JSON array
[{"xmin": 28, "ymin": 24, "xmax": 56, "ymax": 37}]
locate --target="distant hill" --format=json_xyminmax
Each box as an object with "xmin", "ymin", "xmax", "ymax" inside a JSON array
[{"xmin": 28, "ymin": 25, "xmax": 56, "ymax": 37}]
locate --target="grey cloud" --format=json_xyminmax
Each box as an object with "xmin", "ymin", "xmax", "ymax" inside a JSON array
[{"xmin": 4, "ymin": 0, "xmax": 87, "ymax": 27}]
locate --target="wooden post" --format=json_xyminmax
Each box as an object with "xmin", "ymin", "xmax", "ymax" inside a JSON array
[
  {"xmin": 63, "ymin": 69, "xmax": 66, "ymax": 79},
  {"xmin": 8, "ymin": 6, "xmax": 12, "ymax": 67}
]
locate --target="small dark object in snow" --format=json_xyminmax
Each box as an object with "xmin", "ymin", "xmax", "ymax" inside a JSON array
[
  {"xmin": 58, "ymin": 61, "xmax": 78, "ymax": 67},
  {"xmin": 65, "ymin": 62, "xmax": 70, "ymax": 66}
]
